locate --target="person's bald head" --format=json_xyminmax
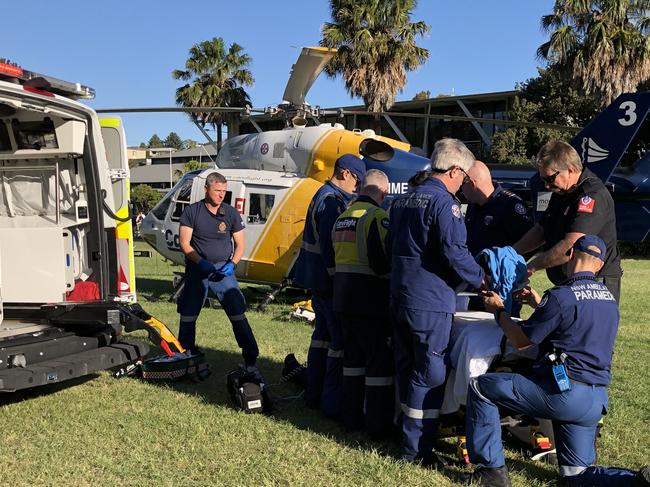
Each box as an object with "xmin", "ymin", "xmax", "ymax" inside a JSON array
[
  {"xmin": 467, "ymin": 160, "xmax": 491, "ymax": 183},
  {"xmin": 360, "ymin": 169, "xmax": 389, "ymax": 205},
  {"xmin": 461, "ymin": 160, "xmax": 495, "ymax": 205}
]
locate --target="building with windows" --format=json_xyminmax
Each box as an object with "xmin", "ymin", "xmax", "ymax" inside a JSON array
[{"xmin": 129, "ymin": 145, "xmax": 218, "ymax": 191}]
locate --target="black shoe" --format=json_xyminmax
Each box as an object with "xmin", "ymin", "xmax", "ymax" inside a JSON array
[
  {"xmin": 633, "ymin": 465, "xmax": 650, "ymax": 487},
  {"xmin": 464, "ymin": 466, "xmax": 512, "ymax": 487},
  {"xmin": 281, "ymin": 353, "xmax": 307, "ymax": 388}
]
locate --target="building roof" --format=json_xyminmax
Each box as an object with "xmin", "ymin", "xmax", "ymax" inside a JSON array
[
  {"xmin": 149, "ymin": 145, "xmax": 218, "ymax": 161},
  {"xmin": 130, "ymin": 163, "xmax": 187, "ymax": 184}
]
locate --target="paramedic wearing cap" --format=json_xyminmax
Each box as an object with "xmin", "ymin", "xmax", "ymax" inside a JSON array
[
  {"xmin": 332, "ymin": 169, "xmax": 394, "ymax": 439},
  {"xmin": 513, "ymin": 140, "xmax": 622, "ymax": 302},
  {"xmin": 390, "ymin": 138, "xmax": 484, "ymax": 466},
  {"xmin": 293, "ymin": 153, "xmax": 366, "ymax": 417},
  {"xmin": 176, "ymin": 171, "xmax": 259, "ymax": 367},
  {"xmin": 465, "ymin": 235, "xmax": 649, "ymax": 487}
]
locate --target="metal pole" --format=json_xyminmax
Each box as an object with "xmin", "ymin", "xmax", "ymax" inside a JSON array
[
  {"xmin": 55, "ymin": 161, "xmax": 60, "ymax": 225},
  {"xmin": 169, "ymin": 150, "xmax": 172, "ymax": 189}
]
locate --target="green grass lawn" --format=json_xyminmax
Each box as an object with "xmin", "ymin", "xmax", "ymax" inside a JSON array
[{"xmin": 1, "ymin": 243, "xmax": 648, "ymax": 486}]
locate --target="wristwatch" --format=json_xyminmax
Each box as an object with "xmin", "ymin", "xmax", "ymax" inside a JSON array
[{"xmin": 494, "ymin": 307, "xmax": 507, "ymax": 323}]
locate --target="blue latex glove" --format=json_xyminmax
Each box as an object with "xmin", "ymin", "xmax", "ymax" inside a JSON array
[
  {"xmin": 198, "ymin": 258, "xmax": 216, "ymax": 278},
  {"xmin": 218, "ymin": 260, "xmax": 236, "ymax": 277}
]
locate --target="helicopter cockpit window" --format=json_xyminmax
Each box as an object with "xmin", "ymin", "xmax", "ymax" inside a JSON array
[
  {"xmin": 247, "ymin": 193, "xmax": 275, "ymax": 224},
  {"xmin": 170, "ymin": 178, "xmax": 194, "ymax": 222},
  {"xmin": 617, "ymin": 114, "xmax": 650, "ymax": 171}
]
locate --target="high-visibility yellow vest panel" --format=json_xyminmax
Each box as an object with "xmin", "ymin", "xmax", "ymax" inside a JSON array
[{"xmin": 333, "ymin": 200, "xmax": 389, "ymax": 278}]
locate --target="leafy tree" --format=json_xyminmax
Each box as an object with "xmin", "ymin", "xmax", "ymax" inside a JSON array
[
  {"xmin": 537, "ymin": 0, "xmax": 650, "ymax": 107},
  {"xmin": 412, "ymin": 90, "xmax": 431, "ymax": 100},
  {"xmin": 172, "ymin": 37, "xmax": 254, "ymax": 148},
  {"xmin": 181, "ymin": 139, "xmax": 199, "ymax": 150},
  {"xmin": 147, "ymin": 134, "xmax": 163, "ymax": 148},
  {"xmin": 490, "ymin": 68, "xmax": 599, "ymax": 164},
  {"xmin": 139, "ymin": 142, "xmax": 147, "ymax": 148},
  {"xmin": 164, "ymin": 132, "xmax": 183, "ymax": 150},
  {"xmin": 130, "ymin": 184, "xmax": 162, "ymax": 213},
  {"xmin": 183, "ymin": 159, "xmax": 211, "ymax": 172},
  {"xmin": 321, "ymin": 0, "xmax": 430, "ymax": 128}
]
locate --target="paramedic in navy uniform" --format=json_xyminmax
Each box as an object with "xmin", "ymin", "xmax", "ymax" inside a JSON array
[
  {"xmin": 176, "ymin": 171, "xmax": 259, "ymax": 368},
  {"xmin": 462, "ymin": 160, "xmax": 533, "ymax": 256},
  {"xmin": 462, "ymin": 160, "xmax": 533, "ymax": 316},
  {"xmin": 464, "ymin": 235, "xmax": 649, "ymax": 487},
  {"xmin": 390, "ymin": 138, "xmax": 484, "ymax": 467},
  {"xmin": 514, "ymin": 140, "xmax": 622, "ymax": 302}
]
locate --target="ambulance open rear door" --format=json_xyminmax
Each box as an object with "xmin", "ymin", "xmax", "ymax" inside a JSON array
[{"xmin": 100, "ymin": 117, "xmax": 136, "ymax": 302}]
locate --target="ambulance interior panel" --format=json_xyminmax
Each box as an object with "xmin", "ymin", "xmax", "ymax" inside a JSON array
[
  {"xmin": 0, "ymin": 227, "xmax": 68, "ymax": 303},
  {"xmin": 0, "ymin": 107, "xmax": 94, "ymax": 299}
]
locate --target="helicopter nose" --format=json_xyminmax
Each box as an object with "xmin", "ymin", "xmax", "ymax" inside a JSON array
[{"xmin": 140, "ymin": 212, "xmax": 159, "ymax": 247}]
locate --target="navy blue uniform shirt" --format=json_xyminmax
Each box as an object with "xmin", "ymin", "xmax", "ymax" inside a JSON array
[
  {"xmin": 465, "ymin": 185, "xmax": 533, "ymax": 256},
  {"xmin": 389, "ymin": 177, "xmax": 484, "ymax": 313},
  {"xmin": 520, "ymin": 271, "xmax": 619, "ymax": 386},
  {"xmin": 292, "ymin": 181, "xmax": 354, "ymax": 296},
  {"xmin": 179, "ymin": 200, "xmax": 244, "ymax": 263}
]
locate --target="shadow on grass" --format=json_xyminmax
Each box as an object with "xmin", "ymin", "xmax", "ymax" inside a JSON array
[
  {"xmin": 0, "ymin": 374, "xmax": 99, "ymax": 406},
  {"xmin": 135, "ymin": 277, "xmax": 175, "ymax": 302}
]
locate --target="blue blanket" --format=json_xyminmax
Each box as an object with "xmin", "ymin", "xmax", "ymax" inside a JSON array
[{"xmin": 477, "ymin": 246, "xmax": 528, "ymax": 313}]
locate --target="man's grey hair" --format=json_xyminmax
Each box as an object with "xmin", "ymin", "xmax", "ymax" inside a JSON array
[
  {"xmin": 205, "ymin": 171, "xmax": 227, "ymax": 186},
  {"xmin": 361, "ymin": 169, "xmax": 389, "ymax": 190},
  {"xmin": 536, "ymin": 140, "xmax": 583, "ymax": 172},
  {"xmin": 430, "ymin": 138, "xmax": 475, "ymax": 172}
]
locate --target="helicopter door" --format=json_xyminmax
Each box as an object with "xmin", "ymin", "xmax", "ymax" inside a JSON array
[{"xmin": 243, "ymin": 186, "xmax": 278, "ymax": 258}]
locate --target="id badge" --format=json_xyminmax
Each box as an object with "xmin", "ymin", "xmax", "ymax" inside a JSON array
[{"xmin": 552, "ymin": 364, "xmax": 572, "ymax": 392}]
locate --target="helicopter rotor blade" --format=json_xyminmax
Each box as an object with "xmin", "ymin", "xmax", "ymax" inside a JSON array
[
  {"xmin": 281, "ymin": 47, "xmax": 336, "ymax": 106},
  {"xmin": 94, "ymin": 106, "xmax": 266, "ymax": 114}
]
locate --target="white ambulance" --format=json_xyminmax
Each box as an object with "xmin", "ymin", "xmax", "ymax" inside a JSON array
[{"xmin": 0, "ymin": 60, "xmax": 177, "ymax": 392}]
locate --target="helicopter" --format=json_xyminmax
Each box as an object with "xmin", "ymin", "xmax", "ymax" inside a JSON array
[
  {"xmin": 99, "ymin": 46, "xmax": 650, "ymax": 292},
  {"xmin": 136, "ymin": 46, "xmax": 431, "ymax": 287}
]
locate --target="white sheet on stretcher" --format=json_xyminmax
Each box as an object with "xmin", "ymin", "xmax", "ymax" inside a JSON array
[{"xmin": 441, "ymin": 311, "xmax": 537, "ymax": 415}]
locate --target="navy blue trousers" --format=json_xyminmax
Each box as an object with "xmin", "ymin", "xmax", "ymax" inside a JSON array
[
  {"xmin": 467, "ymin": 372, "xmax": 638, "ymax": 486},
  {"xmin": 340, "ymin": 313, "xmax": 394, "ymax": 437},
  {"xmin": 306, "ymin": 293, "xmax": 344, "ymax": 418},
  {"xmin": 392, "ymin": 306, "xmax": 452, "ymax": 461},
  {"xmin": 177, "ymin": 263, "xmax": 258, "ymax": 365}
]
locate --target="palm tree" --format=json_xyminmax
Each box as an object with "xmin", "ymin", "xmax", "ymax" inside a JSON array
[
  {"xmin": 537, "ymin": 0, "xmax": 650, "ymax": 107},
  {"xmin": 173, "ymin": 38, "xmax": 254, "ymax": 147},
  {"xmin": 321, "ymin": 0, "xmax": 429, "ymax": 129}
]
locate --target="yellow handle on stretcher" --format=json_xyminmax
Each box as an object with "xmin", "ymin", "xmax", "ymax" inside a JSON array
[{"xmin": 144, "ymin": 315, "xmax": 186, "ymax": 354}]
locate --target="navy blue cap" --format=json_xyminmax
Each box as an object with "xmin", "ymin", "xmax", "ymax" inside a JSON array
[
  {"xmin": 335, "ymin": 154, "xmax": 366, "ymax": 181},
  {"xmin": 573, "ymin": 235, "xmax": 607, "ymax": 261}
]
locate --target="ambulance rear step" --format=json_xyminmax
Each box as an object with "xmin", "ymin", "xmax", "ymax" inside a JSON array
[{"xmin": 0, "ymin": 340, "xmax": 148, "ymax": 392}]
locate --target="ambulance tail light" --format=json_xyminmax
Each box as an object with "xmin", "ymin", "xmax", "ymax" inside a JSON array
[
  {"xmin": 115, "ymin": 228, "xmax": 135, "ymax": 302},
  {"xmin": 235, "ymin": 197, "xmax": 245, "ymax": 214}
]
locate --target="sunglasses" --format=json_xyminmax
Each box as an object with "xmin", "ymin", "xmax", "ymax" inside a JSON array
[
  {"xmin": 432, "ymin": 166, "xmax": 470, "ymax": 184},
  {"xmin": 540, "ymin": 170, "xmax": 561, "ymax": 184},
  {"xmin": 458, "ymin": 167, "xmax": 471, "ymax": 185}
]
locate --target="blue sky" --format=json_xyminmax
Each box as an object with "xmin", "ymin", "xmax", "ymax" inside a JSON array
[{"xmin": 4, "ymin": 0, "xmax": 554, "ymax": 146}]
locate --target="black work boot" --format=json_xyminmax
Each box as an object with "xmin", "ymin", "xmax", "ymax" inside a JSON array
[
  {"xmin": 633, "ymin": 465, "xmax": 650, "ymax": 487},
  {"xmin": 465, "ymin": 465, "xmax": 512, "ymax": 487}
]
